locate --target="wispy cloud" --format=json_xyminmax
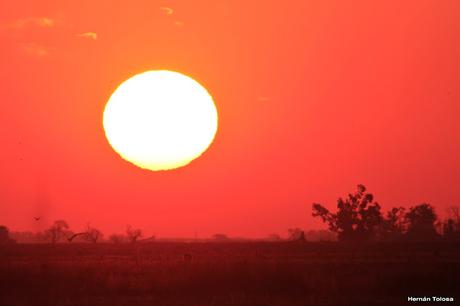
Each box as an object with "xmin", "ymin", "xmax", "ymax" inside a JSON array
[
  {"xmin": 76, "ymin": 32, "xmax": 98, "ymax": 40},
  {"xmin": 2, "ymin": 17, "xmax": 57, "ymax": 58},
  {"xmin": 158, "ymin": 7, "xmax": 183, "ymax": 28},
  {"xmin": 160, "ymin": 7, "xmax": 174, "ymax": 15},
  {"xmin": 6, "ymin": 17, "xmax": 56, "ymax": 29},
  {"xmin": 33, "ymin": 17, "xmax": 55, "ymax": 28},
  {"xmin": 3, "ymin": 15, "xmax": 99, "ymax": 58},
  {"xmin": 22, "ymin": 42, "xmax": 51, "ymax": 57}
]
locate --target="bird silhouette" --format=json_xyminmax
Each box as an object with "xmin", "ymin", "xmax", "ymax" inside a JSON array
[{"xmin": 34, "ymin": 217, "xmax": 40, "ymax": 221}]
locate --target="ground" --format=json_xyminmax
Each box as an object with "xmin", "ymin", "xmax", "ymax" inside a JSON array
[{"xmin": 0, "ymin": 242, "xmax": 459, "ymax": 306}]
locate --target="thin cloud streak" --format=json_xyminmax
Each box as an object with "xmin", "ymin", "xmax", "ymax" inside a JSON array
[
  {"xmin": 6, "ymin": 17, "xmax": 56, "ymax": 29},
  {"xmin": 76, "ymin": 32, "xmax": 98, "ymax": 40},
  {"xmin": 22, "ymin": 42, "xmax": 51, "ymax": 57},
  {"xmin": 160, "ymin": 7, "xmax": 174, "ymax": 15}
]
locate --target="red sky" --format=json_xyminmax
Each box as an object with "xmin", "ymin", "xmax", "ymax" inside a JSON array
[{"xmin": 0, "ymin": 0, "xmax": 459, "ymax": 238}]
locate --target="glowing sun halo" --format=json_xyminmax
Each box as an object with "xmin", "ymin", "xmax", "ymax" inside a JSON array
[{"xmin": 103, "ymin": 70, "xmax": 218, "ymax": 171}]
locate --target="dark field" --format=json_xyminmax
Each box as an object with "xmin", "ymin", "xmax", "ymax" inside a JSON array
[{"xmin": 1, "ymin": 242, "xmax": 459, "ymax": 306}]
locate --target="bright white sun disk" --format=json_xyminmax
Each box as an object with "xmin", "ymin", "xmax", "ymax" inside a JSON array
[{"xmin": 103, "ymin": 70, "xmax": 218, "ymax": 171}]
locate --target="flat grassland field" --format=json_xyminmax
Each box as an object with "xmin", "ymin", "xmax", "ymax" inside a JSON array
[{"xmin": 1, "ymin": 242, "xmax": 459, "ymax": 306}]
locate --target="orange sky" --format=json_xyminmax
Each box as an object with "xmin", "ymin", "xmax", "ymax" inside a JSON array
[{"xmin": 0, "ymin": 0, "xmax": 459, "ymax": 238}]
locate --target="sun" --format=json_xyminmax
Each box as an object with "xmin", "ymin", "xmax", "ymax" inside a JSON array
[{"xmin": 103, "ymin": 70, "xmax": 218, "ymax": 171}]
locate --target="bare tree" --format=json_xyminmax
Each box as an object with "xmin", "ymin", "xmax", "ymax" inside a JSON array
[
  {"xmin": 287, "ymin": 228, "xmax": 305, "ymax": 241},
  {"xmin": 45, "ymin": 220, "xmax": 70, "ymax": 244},
  {"xmin": 85, "ymin": 224, "xmax": 103, "ymax": 243},
  {"xmin": 126, "ymin": 225, "xmax": 142, "ymax": 243}
]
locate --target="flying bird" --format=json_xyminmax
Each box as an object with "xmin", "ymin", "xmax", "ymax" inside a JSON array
[{"xmin": 34, "ymin": 217, "xmax": 40, "ymax": 221}]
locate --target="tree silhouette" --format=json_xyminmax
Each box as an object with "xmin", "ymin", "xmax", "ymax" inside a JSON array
[
  {"xmin": 443, "ymin": 206, "xmax": 460, "ymax": 241},
  {"xmin": 0, "ymin": 226, "xmax": 8, "ymax": 243},
  {"xmin": 0, "ymin": 225, "xmax": 15, "ymax": 244},
  {"xmin": 404, "ymin": 203, "xmax": 439, "ymax": 241},
  {"xmin": 45, "ymin": 220, "xmax": 70, "ymax": 244},
  {"xmin": 288, "ymin": 228, "xmax": 305, "ymax": 241},
  {"xmin": 312, "ymin": 184, "xmax": 383, "ymax": 242},
  {"xmin": 126, "ymin": 225, "xmax": 142, "ymax": 243},
  {"xmin": 85, "ymin": 224, "xmax": 103, "ymax": 243},
  {"xmin": 381, "ymin": 207, "xmax": 406, "ymax": 241}
]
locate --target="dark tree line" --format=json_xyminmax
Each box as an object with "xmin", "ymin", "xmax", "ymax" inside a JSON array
[
  {"xmin": 3, "ymin": 221, "xmax": 144, "ymax": 244},
  {"xmin": 2, "ymin": 185, "xmax": 460, "ymax": 244},
  {"xmin": 312, "ymin": 184, "xmax": 460, "ymax": 242}
]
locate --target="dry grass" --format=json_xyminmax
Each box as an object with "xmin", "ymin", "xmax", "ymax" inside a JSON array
[{"xmin": 0, "ymin": 242, "xmax": 459, "ymax": 306}]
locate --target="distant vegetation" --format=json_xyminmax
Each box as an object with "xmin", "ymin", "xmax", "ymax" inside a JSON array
[
  {"xmin": 3, "ymin": 184, "xmax": 460, "ymax": 244},
  {"xmin": 2, "ymin": 185, "xmax": 459, "ymax": 306},
  {"xmin": 312, "ymin": 184, "xmax": 460, "ymax": 242},
  {"xmin": 126, "ymin": 225, "xmax": 143, "ymax": 242},
  {"xmin": 212, "ymin": 234, "xmax": 230, "ymax": 241},
  {"xmin": 0, "ymin": 225, "xmax": 16, "ymax": 245},
  {"xmin": 44, "ymin": 220, "xmax": 71, "ymax": 243},
  {"xmin": 8, "ymin": 223, "xmax": 147, "ymax": 244}
]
